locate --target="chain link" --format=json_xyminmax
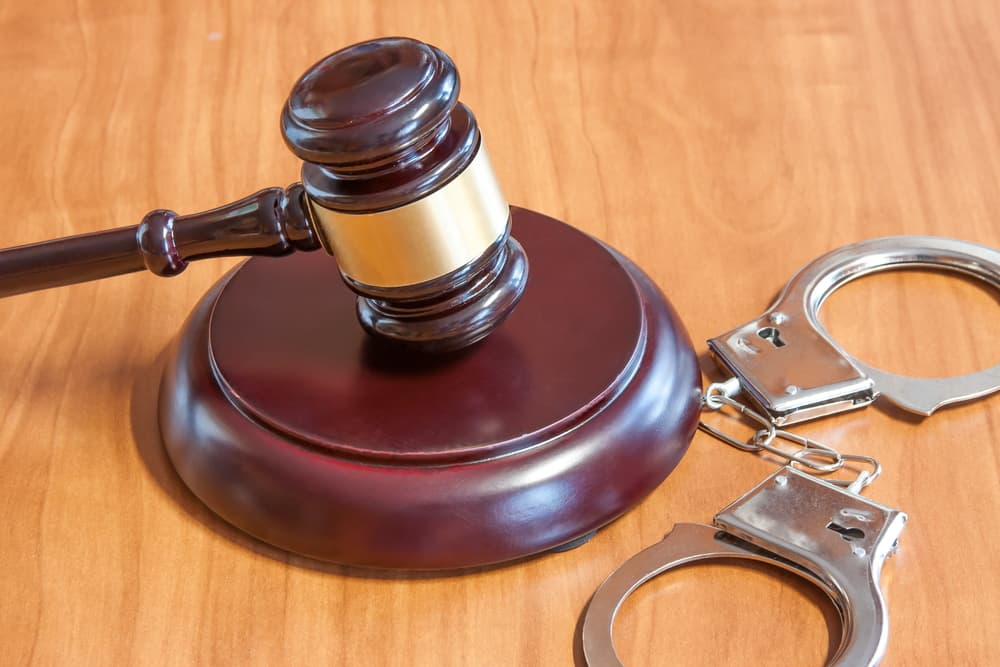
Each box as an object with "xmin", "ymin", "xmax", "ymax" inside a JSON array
[{"xmin": 699, "ymin": 379, "xmax": 881, "ymax": 492}]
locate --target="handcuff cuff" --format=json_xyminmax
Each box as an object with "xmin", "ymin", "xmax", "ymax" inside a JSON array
[{"xmin": 582, "ymin": 236, "xmax": 1000, "ymax": 667}]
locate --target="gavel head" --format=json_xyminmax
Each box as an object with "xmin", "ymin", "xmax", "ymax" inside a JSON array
[{"xmin": 280, "ymin": 37, "xmax": 528, "ymax": 353}]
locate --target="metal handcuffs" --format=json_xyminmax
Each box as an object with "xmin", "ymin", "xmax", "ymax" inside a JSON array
[{"xmin": 582, "ymin": 236, "xmax": 1000, "ymax": 667}]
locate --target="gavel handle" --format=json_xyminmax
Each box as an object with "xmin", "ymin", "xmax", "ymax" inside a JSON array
[{"xmin": 0, "ymin": 184, "xmax": 321, "ymax": 298}]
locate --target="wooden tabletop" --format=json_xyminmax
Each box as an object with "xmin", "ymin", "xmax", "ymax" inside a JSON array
[{"xmin": 2, "ymin": 1, "xmax": 999, "ymax": 665}]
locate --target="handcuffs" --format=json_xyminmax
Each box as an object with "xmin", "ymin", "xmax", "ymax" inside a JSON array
[{"xmin": 582, "ymin": 236, "xmax": 1000, "ymax": 666}]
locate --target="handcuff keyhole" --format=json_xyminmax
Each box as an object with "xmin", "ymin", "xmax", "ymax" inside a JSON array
[
  {"xmin": 826, "ymin": 521, "xmax": 865, "ymax": 541},
  {"xmin": 757, "ymin": 326, "xmax": 786, "ymax": 347}
]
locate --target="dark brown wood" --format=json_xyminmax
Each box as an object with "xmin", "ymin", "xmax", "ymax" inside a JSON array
[
  {"xmin": 0, "ymin": 226, "xmax": 147, "ymax": 296},
  {"xmin": 159, "ymin": 207, "xmax": 702, "ymax": 569},
  {"xmin": 349, "ymin": 234, "xmax": 528, "ymax": 352},
  {"xmin": 0, "ymin": 38, "xmax": 524, "ymax": 353},
  {"xmin": 282, "ymin": 37, "xmax": 479, "ymax": 212},
  {"xmin": 0, "ymin": 184, "xmax": 318, "ymax": 298},
  {"xmin": 279, "ymin": 37, "xmax": 529, "ymax": 351}
]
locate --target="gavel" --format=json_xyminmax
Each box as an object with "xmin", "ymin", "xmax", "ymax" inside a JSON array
[
  {"xmin": 0, "ymin": 37, "xmax": 528, "ymax": 352},
  {"xmin": 3, "ymin": 35, "xmax": 702, "ymax": 569}
]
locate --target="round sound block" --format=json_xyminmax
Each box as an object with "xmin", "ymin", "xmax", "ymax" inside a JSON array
[{"xmin": 159, "ymin": 207, "xmax": 701, "ymax": 569}]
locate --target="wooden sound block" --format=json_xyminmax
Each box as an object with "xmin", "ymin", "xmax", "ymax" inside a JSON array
[{"xmin": 159, "ymin": 207, "xmax": 702, "ymax": 570}]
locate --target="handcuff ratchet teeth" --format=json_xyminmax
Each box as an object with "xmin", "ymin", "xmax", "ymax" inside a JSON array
[{"xmin": 582, "ymin": 236, "xmax": 1000, "ymax": 667}]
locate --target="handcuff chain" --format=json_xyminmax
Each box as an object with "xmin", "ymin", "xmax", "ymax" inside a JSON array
[{"xmin": 699, "ymin": 379, "xmax": 881, "ymax": 493}]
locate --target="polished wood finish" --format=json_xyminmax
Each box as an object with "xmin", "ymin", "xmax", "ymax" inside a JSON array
[
  {"xmin": 283, "ymin": 37, "xmax": 479, "ymax": 211},
  {"xmin": 284, "ymin": 37, "xmax": 529, "ymax": 351},
  {"xmin": 1, "ymin": 1, "xmax": 999, "ymax": 665},
  {"xmin": 0, "ymin": 37, "xmax": 525, "ymax": 351},
  {"xmin": 350, "ymin": 231, "xmax": 528, "ymax": 352},
  {"xmin": 161, "ymin": 208, "xmax": 700, "ymax": 568},
  {"xmin": 0, "ymin": 185, "xmax": 317, "ymax": 297}
]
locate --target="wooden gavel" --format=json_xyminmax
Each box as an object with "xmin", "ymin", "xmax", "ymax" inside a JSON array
[
  {"xmin": 0, "ymin": 37, "xmax": 528, "ymax": 352},
  {"xmin": 0, "ymin": 33, "xmax": 705, "ymax": 572}
]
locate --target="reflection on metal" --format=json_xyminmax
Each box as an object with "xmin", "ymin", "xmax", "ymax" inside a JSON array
[
  {"xmin": 582, "ymin": 467, "xmax": 907, "ymax": 667},
  {"xmin": 708, "ymin": 236, "xmax": 1000, "ymax": 424},
  {"xmin": 308, "ymin": 144, "xmax": 509, "ymax": 287}
]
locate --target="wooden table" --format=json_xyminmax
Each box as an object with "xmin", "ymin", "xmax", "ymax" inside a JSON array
[{"xmin": 2, "ymin": 1, "xmax": 998, "ymax": 664}]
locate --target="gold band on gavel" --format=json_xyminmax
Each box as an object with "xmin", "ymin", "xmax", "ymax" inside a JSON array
[{"xmin": 307, "ymin": 144, "xmax": 510, "ymax": 288}]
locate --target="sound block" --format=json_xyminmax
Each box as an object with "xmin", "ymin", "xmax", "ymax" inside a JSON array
[{"xmin": 159, "ymin": 207, "xmax": 701, "ymax": 570}]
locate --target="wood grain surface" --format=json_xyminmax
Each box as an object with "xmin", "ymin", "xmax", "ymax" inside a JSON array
[{"xmin": 1, "ymin": 1, "xmax": 999, "ymax": 665}]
